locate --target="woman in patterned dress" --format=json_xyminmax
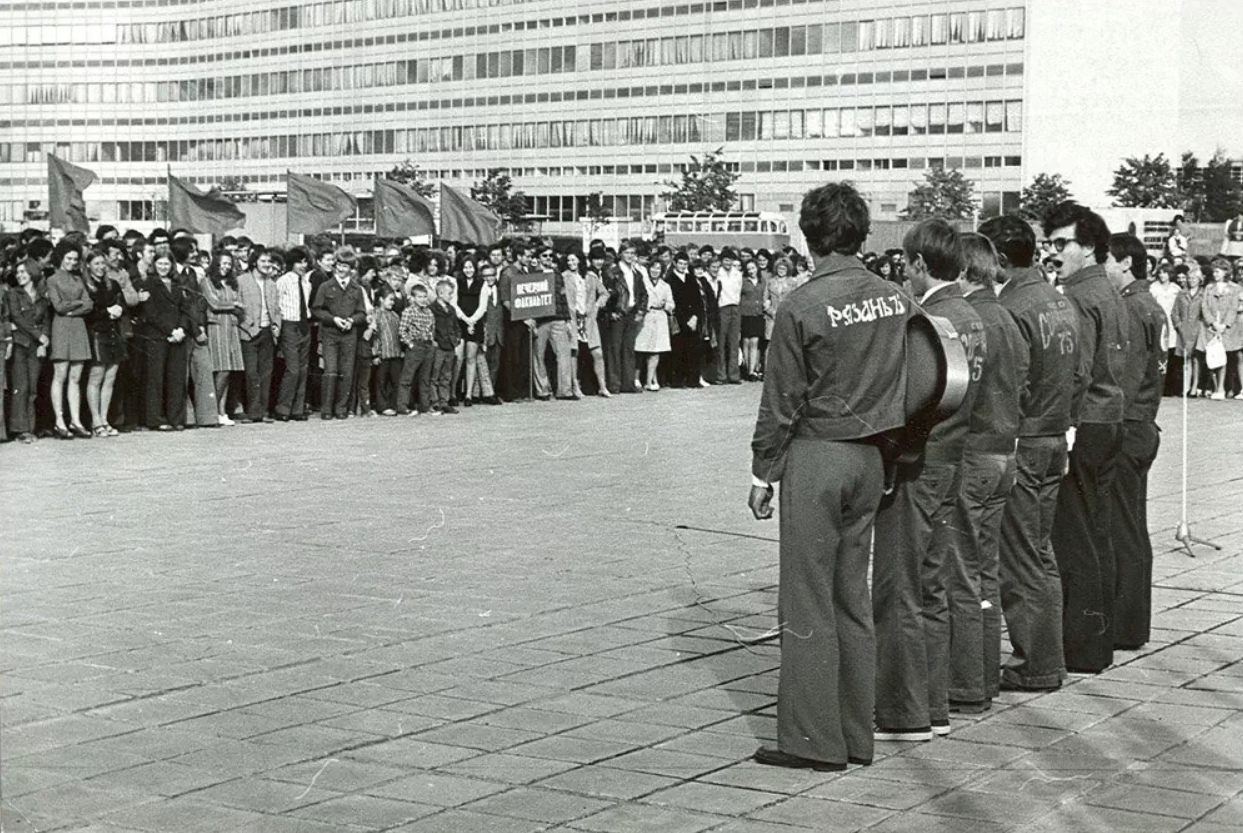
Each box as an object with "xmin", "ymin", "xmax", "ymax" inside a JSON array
[{"xmin": 199, "ymin": 252, "xmax": 246, "ymax": 425}]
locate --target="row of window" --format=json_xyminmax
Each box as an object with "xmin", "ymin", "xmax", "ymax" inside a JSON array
[
  {"xmin": 0, "ymin": 102, "xmax": 1021, "ymax": 166},
  {"xmin": 9, "ymin": 42, "xmax": 1023, "ymax": 107},
  {"xmin": 1, "ymin": 0, "xmax": 510, "ymax": 14}
]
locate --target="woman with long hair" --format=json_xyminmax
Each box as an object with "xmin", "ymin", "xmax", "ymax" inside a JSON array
[
  {"xmin": 45, "ymin": 240, "xmax": 93, "ymax": 438},
  {"xmin": 1199, "ymin": 258, "xmax": 1242, "ymax": 399},
  {"xmin": 580, "ymin": 247, "xmax": 611, "ymax": 396},
  {"xmin": 4, "ymin": 261, "xmax": 50, "ymax": 443},
  {"xmin": 634, "ymin": 257, "xmax": 674, "ymax": 391},
  {"xmin": 82, "ymin": 248, "xmax": 127, "ymax": 436},
  {"xmin": 200, "ymin": 252, "xmax": 246, "ymax": 424},
  {"xmin": 739, "ymin": 258, "xmax": 765, "ymax": 380},
  {"xmin": 1173, "ymin": 267, "xmax": 1204, "ymax": 396},
  {"xmin": 456, "ymin": 256, "xmax": 494, "ymax": 406}
]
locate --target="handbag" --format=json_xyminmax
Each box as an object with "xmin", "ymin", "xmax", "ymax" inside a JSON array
[
  {"xmin": 1206, "ymin": 335, "xmax": 1227, "ymax": 370},
  {"xmin": 668, "ymin": 312, "xmax": 680, "ymax": 337}
]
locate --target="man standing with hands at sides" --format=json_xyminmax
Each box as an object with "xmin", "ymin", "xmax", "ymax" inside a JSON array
[
  {"xmin": 946, "ymin": 234, "xmax": 1028, "ymax": 714},
  {"xmin": 1044, "ymin": 201, "xmax": 1128, "ymax": 674},
  {"xmin": 979, "ymin": 216, "xmax": 1079, "ymax": 693},
  {"xmin": 274, "ymin": 247, "xmax": 314, "ymax": 421},
  {"xmin": 496, "ymin": 243, "xmax": 532, "ymax": 402},
  {"xmin": 873, "ymin": 219, "xmax": 983, "ymax": 742},
  {"xmin": 748, "ymin": 183, "xmax": 912, "ymax": 771},
  {"xmin": 311, "ymin": 247, "xmax": 367, "ymax": 420},
  {"xmin": 1106, "ymin": 233, "xmax": 1166, "ymax": 651},
  {"xmin": 602, "ymin": 242, "xmax": 648, "ymax": 394},
  {"xmin": 306, "ymin": 247, "xmax": 335, "ymax": 414}
]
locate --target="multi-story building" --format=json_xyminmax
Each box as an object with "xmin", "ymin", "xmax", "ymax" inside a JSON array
[{"xmin": 1, "ymin": 0, "xmax": 1238, "ymax": 237}]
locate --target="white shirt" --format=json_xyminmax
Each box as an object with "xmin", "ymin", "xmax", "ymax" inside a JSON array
[{"xmin": 716, "ymin": 265, "xmax": 743, "ymax": 307}]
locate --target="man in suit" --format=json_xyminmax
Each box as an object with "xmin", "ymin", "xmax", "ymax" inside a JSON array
[
  {"xmin": 274, "ymin": 247, "xmax": 314, "ymax": 421},
  {"xmin": 171, "ymin": 236, "xmax": 219, "ymax": 428},
  {"xmin": 237, "ymin": 249, "xmax": 283, "ymax": 423},
  {"xmin": 496, "ymin": 243, "xmax": 533, "ymax": 402},
  {"xmin": 311, "ymin": 247, "xmax": 367, "ymax": 420},
  {"xmin": 306, "ymin": 247, "xmax": 335, "ymax": 413},
  {"xmin": 602, "ymin": 241, "xmax": 648, "ymax": 394}
]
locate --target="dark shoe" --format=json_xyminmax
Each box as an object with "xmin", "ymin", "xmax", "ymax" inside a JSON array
[
  {"xmin": 998, "ymin": 679, "xmax": 1061, "ymax": 693},
  {"xmin": 53, "ymin": 426, "xmax": 74, "ymax": 440},
  {"xmin": 753, "ymin": 746, "xmax": 846, "ymax": 772},
  {"xmin": 874, "ymin": 725, "xmax": 933, "ymax": 742},
  {"xmin": 948, "ymin": 699, "xmax": 990, "ymax": 715},
  {"xmin": 441, "ymin": 406, "xmax": 459, "ymax": 415},
  {"xmin": 273, "ymin": 414, "xmax": 290, "ymax": 422},
  {"xmin": 463, "ymin": 398, "xmax": 473, "ymax": 407},
  {"xmin": 448, "ymin": 398, "xmax": 459, "ymax": 407},
  {"xmin": 556, "ymin": 395, "xmax": 582, "ymax": 401},
  {"xmin": 932, "ymin": 719, "xmax": 951, "ymax": 736},
  {"xmin": 321, "ymin": 414, "xmax": 334, "ymax": 420},
  {"xmin": 334, "ymin": 413, "xmax": 348, "ymax": 420},
  {"xmin": 847, "ymin": 756, "xmax": 872, "ymax": 766},
  {"xmin": 70, "ymin": 424, "xmax": 92, "ymax": 438},
  {"xmin": 292, "ymin": 414, "xmax": 309, "ymax": 422},
  {"xmin": 535, "ymin": 394, "xmax": 552, "ymax": 401},
  {"xmin": 262, "ymin": 416, "xmax": 275, "ymax": 424},
  {"xmin": 237, "ymin": 417, "xmax": 255, "ymax": 425},
  {"xmin": 18, "ymin": 432, "xmax": 36, "ymax": 444}
]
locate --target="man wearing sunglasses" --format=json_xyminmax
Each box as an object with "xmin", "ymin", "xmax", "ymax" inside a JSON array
[{"xmin": 1042, "ymin": 202, "xmax": 1128, "ymax": 676}]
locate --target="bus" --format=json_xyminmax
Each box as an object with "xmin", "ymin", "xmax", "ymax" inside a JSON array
[{"xmin": 649, "ymin": 211, "xmax": 791, "ymax": 251}]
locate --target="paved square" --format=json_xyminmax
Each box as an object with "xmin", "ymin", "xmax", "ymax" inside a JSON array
[{"xmin": 3, "ymin": 388, "xmax": 1242, "ymax": 832}]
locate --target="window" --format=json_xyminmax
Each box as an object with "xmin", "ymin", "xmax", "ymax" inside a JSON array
[
  {"xmin": 928, "ymin": 103, "xmax": 946, "ymax": 134},
  {"xmin": 823, "ymin": 22, "xmax": 841, "ymax": 53},
  {"xmin": 805, "ymin": 108, "xmax": 822, "ymax": 138},
  {"xmin": 840, "ymin": 21, "xmax": 857, "ymax": 52},
  {"xmin": 874, "ymin": 106, "xmax": 891, "ymax": 136},
  {"xmin": 985, "ymin": 101, "xmax": 1004, "ymax": 133},
  {"xmin": 892, "ymin": 105, "xmax": 909, "ymax": 136},
  {"xmin": 966, "ymin": 102, "xmax": 983, "ymax": 133},
  {"xmin": 858, "ymin": 20, "xmax": 873, "ymax": 51},
  {"xmin": 855, "ymin": 106, "xmax": 874, "ymax": 137},
  {"xmin": 949, "ymin": 13, "xmax": 965, "ymax": 42},
  {"xmin": 912, "ymin": 15, "xmax": 928, "ymax": 46},
  {"xmin": 986, "ymin": 9, "xmax": 1006, "ymax": 40},
  {"xmin": 1006, "ymin": 100, "xmax": 1023, "ymax": 132},
  {"xmin": 947, "ymin": 102, "xmax": 965, "ymax": 133},
  {"xmin": 839, "ymin": 107, "xmax": 857, "ymax": 137},
  {"xmin": 823, "ymin": 108, "xmax": 839, "ymax": 138},
  {"xmin": 893, "ymin": 17, "xmax": 911, "ymax": 48},
  {"xmin": 930, "ymin": 14, "xmax": 947, "ymax": 44},
  {"xmin": 1008, "ymin": 7, "xmax": 1025, "ymax": 38},
  {"xmin": 967, "ymin": 11, "xmax": 985, "ymax": 42}
]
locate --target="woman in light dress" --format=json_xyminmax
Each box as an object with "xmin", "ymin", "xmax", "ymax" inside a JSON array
[{"xmin": 635, "ymin": 258, "xmax": 675, "ymax": 391}]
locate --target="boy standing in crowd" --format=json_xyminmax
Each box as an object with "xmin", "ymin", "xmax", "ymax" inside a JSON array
[
  {"xmin": 396, "ymin": 284, "xmax": 435, "ymax": 416},
  {"xmin": 430, "ymin": 279, "xmax": 461, "ymax": 415}
]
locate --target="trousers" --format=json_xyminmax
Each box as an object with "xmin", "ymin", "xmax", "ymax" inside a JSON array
[
  {"xmin": 670, "ymin": 332, "xmax": 702, "ymax": 387},
  {"xmin": 777, "ymin": 439, "xmax": 883, "ymax": 765},
  {"xmin": 140, "ymin": 336, "xmax": 187, "ymax": 428},
  {"xmin": 8, "ymin": 343, "xmax": 40, "ymax": 435},
  {"xmin": 873, "ymin": 459, "xmax": 959, "ymax": 729},
  {"xmin": 999, "ymin": 435, "xmax": 1069, "ymax": 689},
  {"xmin": 1052, "ymin": 421, "xmax": 1121, "ymax": 673},
  {"xmin": 603, "ymin": 313, "xmax": 641, "ymax": 394},
  {"xmin": 240, "ymin": 327, "xmax": 275, "ymax": 419},
  {"xmin": 431, "ymin": 346, "xmax": 455, "ymax": 409},
  {"xmin": 396, "ymin": 342, "xmax": 433, "ymax": 413},
  {"xmin": 533, "ymin": 320, "xmax": 573, "ymax": 397},
  {"xmin": 499, "ymin": 313, "xmax": 531, "ymax": 401},
  {"xmin": 716, "ymin": 305, "xmax": 741, "ymax": 382},
  {"xmin": 275, "ymin": 324, "xmax": 310, "ymax": 417},
  {"xmin": 947, "ymin": 449, "xmax": 1015, "ymax": 703},
  {"xmin": 1112, "ymin": 420, "xmax": 1160, "ymax": 650},
  {"xmin": 185, "ymin": 339, "xmax": 219, "ymax": 426},
  {"xmin": 320, "ymin": 328, "xmax": 357, "ymax": 418}
]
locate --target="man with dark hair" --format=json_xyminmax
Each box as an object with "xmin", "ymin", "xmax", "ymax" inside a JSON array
[
  {"xmin": 311, "ymin": 247, "xmax": 366, "ymax": 419},
  {"xmin": 979, "ymin": 214, "xmax": 1078, "ymax": 693},
  {"xmin": 1043, "ymin": 201, "xmax": 1128, "ymax": 674},
  {"xmin": 497, "ymin": 243, "xmax": 533, "ymax": 401},
  {"xmin": 171, "ymin": 236, "xmax": 219, "ymax": 428},
  {"xmin": 237, "ymin": 250, "xmax": 282, "ymax": 423},
  {"xmin": 946, "ymin": 233, "xmax": 1028, "ymax": 712},
  {"xmin": 873, "ymin": 218, "xmax": 984, "ymax": 741},
  {"xmin": 274, "ymin": 247, "xmax": 314, "ymax": 420},
  {"xmin": 1105, "ymin": 233, "xmax": 1165, "ymax": 651},
  {"xmin": 602, "ymin": 241, "xmax": 648, "ymax": 394},
  {"xmin": 94, "ymin": 224, "xmax": 118, "ymax": 242},
  {"xmin": 749, "ymin": 182, "xmax": 911, "ymax": 771},
  {"xmin": 306, "ymin": 247, "xmax": 336, "ymax": 413}
]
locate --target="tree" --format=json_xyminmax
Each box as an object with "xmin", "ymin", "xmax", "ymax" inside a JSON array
[
  {"xmin": 1019, "ymin": 173, "xmax": 1073, "ymax": 223},
  {"xmin": 385, "ymin": 159, "xmax": 436, "ymax": 199},
  {"xmin": 901, "ymin": 167, "xmax": 977, "ymax": 220},
  {"xmin": 1106, "ymin": 153, "xmax": 1180, "ymax": 208},
  {"xmin": 584, "ymin": 191, "xmax": 612, "ymax": 235},
  {"xmin": 661, "ymin": 148, "xmax": 740, "ymax": 212},
  {"xmin": 1176, "ymin": 151, "xmax": 1206, "ymax": 221},
  {"xmin": 1201, "ymin": 149, "xmax": 1243, "ymax": 222},
  {"xmin": 471, "ymin": 168, "xmax": 528, "ymax": 226}
]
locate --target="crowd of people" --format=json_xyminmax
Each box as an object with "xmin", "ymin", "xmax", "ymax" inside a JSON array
[
  {"xmin": 0, "ymin": 224, "xmax": 835, "ymax": 443},
  {"xmin": 749, "ymin": 184, "xmax": 1176, "ymax": 773}
]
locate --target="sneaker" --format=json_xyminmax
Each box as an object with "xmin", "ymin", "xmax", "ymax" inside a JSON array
[
  {"xmin": 1210, "ymin": 391, "xmax": 1226, "ymax": 400},
  {"xmin": 427, "ymin": 408, "xmax": 442, "ymax": 416},
  {"xmin": 948, "ymin": 700, "xmax": 990, "ymax": 715},
  {"xmin": 381, "ymin": 409, "xmax": 397, "ymax": 416},
  {"xmin": 874, "ymin": 725, "xmax": 933, "ymax": 742},
  {"xmin": 932, "ymin": 720, "xmax": 951, "ymax": 736}
]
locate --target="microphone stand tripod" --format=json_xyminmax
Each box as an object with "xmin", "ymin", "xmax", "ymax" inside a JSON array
[{"xmin": 1175, "ymin": 356, "xmax": 1220, "ymax": 558}]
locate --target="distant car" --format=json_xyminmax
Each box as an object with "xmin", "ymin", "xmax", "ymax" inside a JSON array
[{"xmin": 650, "ymin": 211, "xmax": 791, "ymax": 251}]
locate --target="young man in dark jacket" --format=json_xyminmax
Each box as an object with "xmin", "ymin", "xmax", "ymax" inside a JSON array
[
  {"xmin": 873, "ymin": 218, "xmax": 984, "ymax": 742},
  {"xmin": 980, "ymin": 215, "xmax": 1079, "ymax": 693},
  {"xmin": 749, "ymin": 182, "xmax": 912, "ymax": 772}
]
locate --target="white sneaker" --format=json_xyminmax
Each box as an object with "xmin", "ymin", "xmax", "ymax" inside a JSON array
[
  {"xmin": 646, "ymin": 383, "xmax": 660, "ymax": 392},
  {"xmin": 218, "ymin": 414, "xmax": 235, "ymax": 426},
  {"xmin": 1211, "ymin": 391, "xmax": 1226, "ymax": 400}
]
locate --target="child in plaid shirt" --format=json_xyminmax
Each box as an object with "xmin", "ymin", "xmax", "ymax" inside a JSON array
[
  {"xmin": 396, "ymin": 285, "xmax": 435, "ymax": 415},
  {"xmin": 372, "ymin": 286, "xmax": 404, "ymax": 415}
]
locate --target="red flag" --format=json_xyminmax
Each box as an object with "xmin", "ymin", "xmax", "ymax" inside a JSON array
[
  {"xmin": 374, "ymin": 178, "xmax": 436, "ymax": 238},
  {"xmin": 168, "ymin": 172, "xmax": 246, "ymax": 235},
  {"xmin": 287, "ymin": 171, "xmax": 356, "ymax": 235},
  {"xmin": 47, "ymin": 154, "xmax": 96, "ymax": 233},
  {"xmin": 439, "ymin": 183, "xmax": 503, "ymax": 246}
]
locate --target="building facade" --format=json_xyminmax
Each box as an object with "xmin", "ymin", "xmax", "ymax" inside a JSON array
[{"xmin": 0, "ymin": 0, "xmax": 1236, "ymax": 237}]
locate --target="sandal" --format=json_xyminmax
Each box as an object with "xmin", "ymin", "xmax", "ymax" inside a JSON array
[
  {"xmin": 105, "ymin": 425, "xmax": 120, "ymax": 437},
  {"xmin": 93, "ymin": 425, "xmax": 109, "ymax": 438}
]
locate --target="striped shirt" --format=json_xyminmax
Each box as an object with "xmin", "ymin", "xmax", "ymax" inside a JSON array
[
  {"xmin": 399, "ymin": 304, "xmax": 434, "ymax": 347},
  {"xmin": 276, "ymin": 270, "xmax": 312, "ymax": 322},
  {"xmin": 374, "ymin": 308, "xmax": 402, "ymax": 359}
]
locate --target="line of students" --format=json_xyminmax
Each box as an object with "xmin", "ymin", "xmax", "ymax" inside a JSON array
[{"xmin": 749, "ymin": 188, "xmax": 1167, "ymax": 771}]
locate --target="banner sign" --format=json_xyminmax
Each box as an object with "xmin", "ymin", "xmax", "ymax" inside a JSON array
[{"xmin": 510, "ymin": 271, "xmax": 557, "ymax": 320}]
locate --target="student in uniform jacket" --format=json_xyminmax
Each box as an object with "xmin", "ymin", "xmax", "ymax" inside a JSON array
[
  {"xmin": 873, "ymin": 219, "xmax": 985, "ymax": 742},
  {"xmin": 980, "ymin": 215, "xmax": 1079, "ymax": 693},
  {"xmin": 602, "ymin": 242, "xmax": 649, "ymax": 394},
  {"xmin": 311, "ymin": 248, "xmax": 367, "ymax": 420},
  {"xmin": 1106, "ymin": 234, "xmax": 1166, "ymax": 651},
  {"xmin": 1045, "ymin": 201, "xmax": 1129, "ymax": 675},
  {"xmin": 946, "ymin": 234, "xmax": 1029, "ymax": 712},
  {"xmin": 749, "ymin": 182, "xmax": 913, "ymax": 772}
]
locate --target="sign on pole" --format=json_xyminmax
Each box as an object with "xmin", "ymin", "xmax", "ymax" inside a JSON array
[{"xmin": 510, "ymin": 272, "xmax": 558, "ymax": 320}]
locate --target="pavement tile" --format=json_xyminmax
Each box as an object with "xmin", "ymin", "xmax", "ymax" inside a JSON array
[
  {"xmin": 644, "ymin": 781, "xmax": 786, "ymax": 815},
  {"xmin": 1085, "ymin": 783, "xmax": 1226, "ymax": 819},
  {"xmin": 387, "ymin": 808, "xmax": 547, "ymax": 833},
  {"xmin": 699, "ymin": 761, "xmax": 847, "ymax": 794},
  {"xmin": 463, "ymin": 785, "xmax": 612, "ymax": 823},
  {"xmin": 84, "ymin": 760, "xmax": 236, "ymax": 797},
  {"xmin": 748, "ymin": 796, "xmax": 894, "ymax": 830},
  {"xmin": 365, "ymin": 770, "xmax": 509, "ymax": 806},
  {"xmin": 572, "ymin": 802, "xmax": 724, "ymax": 833},
  {"xmin": 565, "ymin": 718, "xmax": 687, "ymax": 746},
  {"xmin": 536, "ymin": 765, "xmax": 679, "ymax": 800},
  {"xmin": 803, "ymin": 777, "xmax": 950, "ymax": 810},
  {"xmin": 440, "ymin": 752, "xmax": 580, "ymax": 785},
  {"xmin": 100, "ymin": 799, "xmax": 267, "ymax": 833},
  {"xmin": 343, "ymin": 736, "xmax": 484, "ymax": 769},
  {"xmin": 1201, "ymin": 797, "xmax": 1243, "ymax": 827},
  {"xmin": 914, "ymin": 788, "xmax": 1054, "ymax": 825},
  {"xmin": 290, "ymin": 793, "xmax": 441, "ymax": 828},
  {"xmin": 412, "ymin": 720, "xmax": 543, "ymax": 751},
  {"xmin": 183, "ymin": 776, "xmax": 338, "ymax": 812},
  {"xmin": 507, "ymin": 733, "xmax": 640, "ymax": 764},
  {"xmin": 1014, "ymin": 803, "xmax": 1190, "ymax": 833},
  {"xmin": 602, "ymin": 747, "xmax": 732, "ymax": 779}
]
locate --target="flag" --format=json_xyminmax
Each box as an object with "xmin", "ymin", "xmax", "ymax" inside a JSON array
[
  {"xmin": 286, "ymin": 171, "xmax": 356, "ymax": 235},
  {"xmin": 167, "ymin": 171, "xmax": 246, "ymax": 235},
  {"xmin": 438, "ymin": 183, "xmax": 503, "ymax": 245},
  {"xmin": 373, "ymin": 177, "xmax": 436, "ymax": 239},
  {"xmin": 47, "ymin": 154, "xmax": 96, "ymax": 233}
]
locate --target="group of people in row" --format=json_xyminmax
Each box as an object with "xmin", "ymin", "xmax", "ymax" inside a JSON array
[
  {"xmin": 0, "ymin": 221, "xmax": 836, "ymax": 442},
  {"xmin": 748, "ymin": 185, "xmax": 1170, "ymax": 774}
]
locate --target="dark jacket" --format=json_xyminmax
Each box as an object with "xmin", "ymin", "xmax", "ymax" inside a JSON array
[
  {"xmin": 918, "ymin": 284, "xmax": 985, "ymax": 463},
  {"xmin": 177, "ymin": 267, "xmax": 209, "ymax": 340},
  {"xmin": 751, "ymin": 254, "xmax": 912, "ymax": 482},
  {"xmin": 5, "ymin": 285, "xmax": 51, "ymax": 349},
  {"xmin": 1119, "ymin": 279, "xmax": 1166, "ymax": 424},
  {"xmin": 965, "ymin": 289, "xmax": 1028, "ymax": 454},
  {"xmin": 602, "ymin": 261, "xmax": 649, "ymax": 319},
  {"xmin": 668, "ymin": 271, "xmax": 704, "ymax": 334},
  {"xmin": 312, "ymin": 278, "xmax": 367, "ymax": 328},
  {"xmin": 85, "ymin": 276, "xmax": 128, "ymax": 338},
  {"xmin": 431, "ymin": 300, "xmax": 461, "ymax": 350},
  {"xmin": 1059, "ymin": 264, "xmax": 1128, "ymax": 425},
  {"xmin": 997, "ymin": 267, "xmax": 1078, "ymax": 437},
  {"xmin": 134, "ymin": 273, "xmax": 191, "ymax": 338}
]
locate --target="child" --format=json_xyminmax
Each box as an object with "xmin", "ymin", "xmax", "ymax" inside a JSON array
[
  {"xmin": 396, "ymin": 285, "xmax": 435, "ymax": 415},
  {"xmin": 430, "ymin": 279, "xmax": 461, "ymax": 415},
  {"xmin": 372, "ymin": 286, "xmax": 403, "ymax": 415}
]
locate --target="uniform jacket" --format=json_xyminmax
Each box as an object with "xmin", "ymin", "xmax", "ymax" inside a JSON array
[
  {"xmin": 1059, "ymin": 264, "xmax": 1127, "ymax": 426},
  {"xmin": 751, "ymin": 254, "xmax": 912, "ymax": 482},
  {"xmin": 965, "ymin": 289, "xmax": 1029, "ymax": 454},
  {"xmin": 237, "ymin": 270, "xmax": 282, "ymax": 340},
  {"xmin": 918, "ymin": 283, "xmax": 985, "ymax": 463},
  {"xmin": 312, "ymin": 278, "xmax": 367, "ymax": 328},
  {"xmin": 997, "ymin": 267, "xmax": 1078, "ymax": 437},
  {"xmin": 1120, "ymin": 279, "xmax": 1166, "ymax": 424}
]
